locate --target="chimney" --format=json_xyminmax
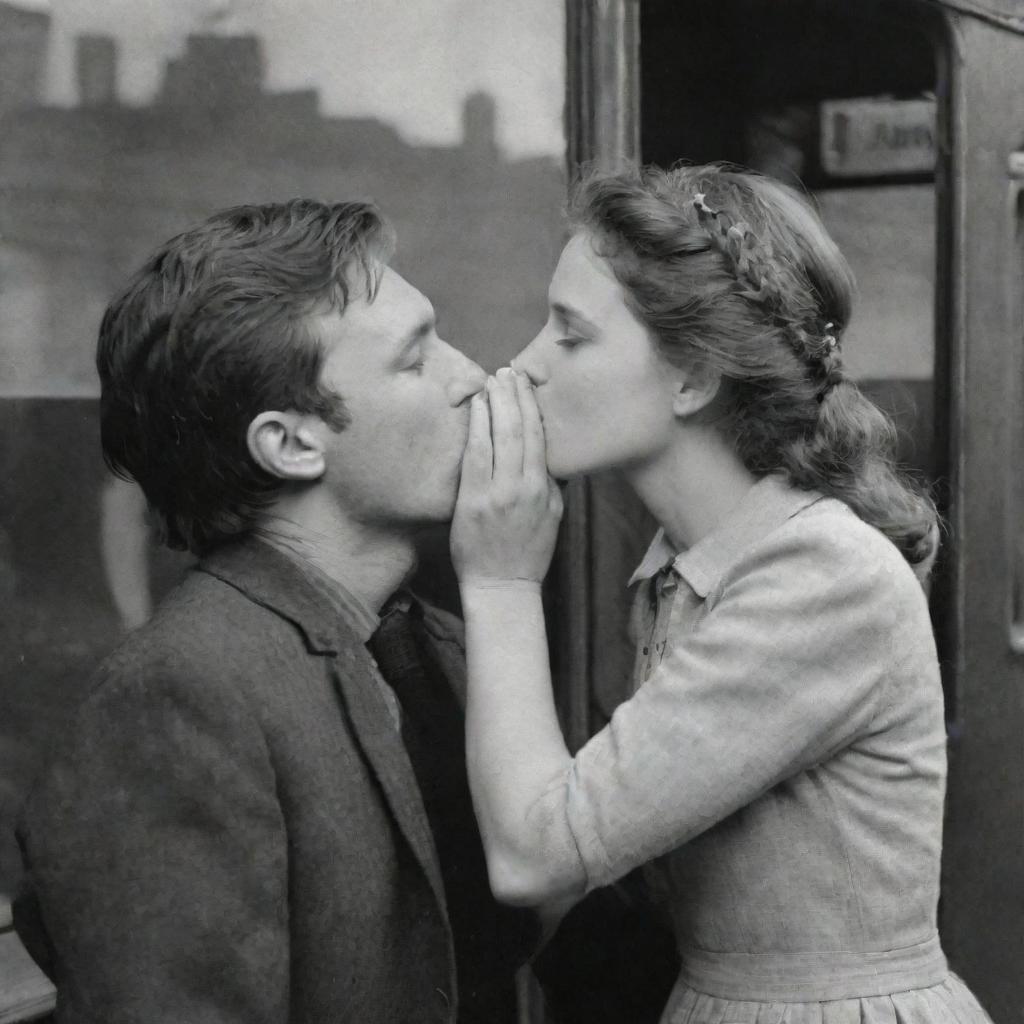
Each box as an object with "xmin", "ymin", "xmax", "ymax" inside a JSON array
[
  {"xmin": 461, "ymin": 91, "xmax": 499, "ymax": 162},
  {"xmin": 0, "ymin": 4, "xmax": 50, "ymax": 118},
  {"xmin": 76, "ymin": 34, "xmax": 118, "ymax": 107}
]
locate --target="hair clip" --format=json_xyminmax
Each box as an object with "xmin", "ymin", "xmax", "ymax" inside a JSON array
[
  {"xmin": 823, "ymin": 322, "xmax": 838, "ymax": 352},
  {"xmin": 693, "ymin": 193, "xmax": 719, "ymax": 218}
]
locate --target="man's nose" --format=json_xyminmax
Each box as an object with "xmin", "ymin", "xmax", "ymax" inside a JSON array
[{"xmin": 446, "ymin": 348, "xmax": 487, "ymax": 406}]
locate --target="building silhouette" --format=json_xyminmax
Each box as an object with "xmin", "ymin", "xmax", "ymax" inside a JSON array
[
  {"xmin": 0, "ymin": 21, "xmax": 565, "ymax": 394},
  {"xmin": 0, "ymin": 1, "xmax": 48, "ymax": 120}
]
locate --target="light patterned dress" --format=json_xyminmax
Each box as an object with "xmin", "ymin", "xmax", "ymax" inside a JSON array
[{"xmin": 548, "ymin": 474, "xmax": 993, "ymax": 1024}]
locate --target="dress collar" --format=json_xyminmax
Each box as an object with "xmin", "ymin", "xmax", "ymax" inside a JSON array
[{"xmin": 629, "ymin": 474, "xmax": 827, "ymax": 597}]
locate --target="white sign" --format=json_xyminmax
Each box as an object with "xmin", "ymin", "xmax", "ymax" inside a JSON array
[{"xmin": 820, "ymin": 97, "xmax": 936, "ymax": 177}]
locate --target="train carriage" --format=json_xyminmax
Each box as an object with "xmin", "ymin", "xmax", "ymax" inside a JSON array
[{"xmin": 557, "ymin": 2, "xmax": 1024, "ymax": 1020}]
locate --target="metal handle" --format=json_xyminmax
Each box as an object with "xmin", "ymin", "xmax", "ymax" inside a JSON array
[{"xmin": 1007, "ymin": 150, "xmax": 1024, "ymax": 653}]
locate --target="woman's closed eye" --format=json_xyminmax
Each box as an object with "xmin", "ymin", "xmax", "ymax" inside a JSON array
[{"xmin": 556, "ymin": 335, "xmax": 586, "ymax": 350}]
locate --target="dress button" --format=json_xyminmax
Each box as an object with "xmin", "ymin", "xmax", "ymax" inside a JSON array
[{"xmin": 642, "ymin": 646, "xmax": 649, "ymax": 655}]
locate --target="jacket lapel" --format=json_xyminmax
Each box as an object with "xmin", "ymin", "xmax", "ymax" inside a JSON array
[
  {"xmin": 330, "ymin": 642, "xmax": 449, "ymax": 917},
  {"xmin": 199, "ymin": 538, "xmax": 449, "ymax": 921}
]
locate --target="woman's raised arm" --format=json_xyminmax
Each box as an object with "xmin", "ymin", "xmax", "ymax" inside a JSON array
[{"xmin": 451, "ymin": 368, "xmax": 585, "ymax": 906}]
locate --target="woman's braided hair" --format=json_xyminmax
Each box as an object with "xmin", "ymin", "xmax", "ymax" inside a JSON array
[
  {"xmin": 568, "ymin": 163, "xmax": 938, "ymax": 570},
  {"xmin": 691, "ymin": 192, "xmax": 845, "ymax": 401}
]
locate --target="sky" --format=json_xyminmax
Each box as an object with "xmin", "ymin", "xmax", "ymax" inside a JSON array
[{"xmin": 19, "ymin": 0, "xmax": 566, "ymax": 158}]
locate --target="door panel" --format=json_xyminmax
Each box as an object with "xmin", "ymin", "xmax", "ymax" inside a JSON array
[{"xmin": 939, "ymin": 15, "xmax": 1024, "ymax": 1021}]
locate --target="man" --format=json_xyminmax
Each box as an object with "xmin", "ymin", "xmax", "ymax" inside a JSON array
[{"xmin": 16, "ymin": 199, "xmax": 535, "ymax": 1023}]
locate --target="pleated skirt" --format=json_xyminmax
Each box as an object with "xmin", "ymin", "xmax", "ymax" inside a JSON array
[{"xmin": 662, "ymin": 971, "xmax": 993, "ymax": 1024}]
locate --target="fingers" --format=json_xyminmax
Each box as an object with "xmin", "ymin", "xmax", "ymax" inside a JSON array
[
  {"xmin": 460, "ymin": 391, "xmax": 493, "ymax": 492},
  {"xmin": 515, "ymin": 371, "xmax": 547, "ymax": 484},
  {"xmin": 548, "ymin": 479, "xmax": 564, "ymax": 521},
  {"xmin": 487, "ymin": 367, "xmax": 523, "ymax": 487}
]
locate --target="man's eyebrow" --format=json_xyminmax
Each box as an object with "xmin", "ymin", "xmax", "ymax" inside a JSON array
[
  {"xmin": 551, "ymin": 302, "xmax": 599, "ymax": 333},
  {"xmin": 394, "ymin": 311, "xmax": 436, "ymax": 355}
]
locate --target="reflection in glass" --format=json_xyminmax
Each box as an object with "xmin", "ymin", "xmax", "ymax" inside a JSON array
[{"xmin": 816, "ymin": 184, "xmax": 936, "ymax": 480}]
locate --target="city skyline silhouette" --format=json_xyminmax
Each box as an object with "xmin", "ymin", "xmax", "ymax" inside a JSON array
[{"xmin": 0, "ymin": 2, "xmax": 566, "ymax": 893}]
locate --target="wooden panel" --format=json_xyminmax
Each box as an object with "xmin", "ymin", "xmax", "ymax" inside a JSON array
[
  {"xmin": 559, "ymin": 0, "xmax": 641, "ymax": 752},
  {"xmin": 940, "ymin": 13, "xmax": 1024, "ymax": 1022}
]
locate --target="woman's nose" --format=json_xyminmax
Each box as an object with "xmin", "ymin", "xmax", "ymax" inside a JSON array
[{"xmin": 510, "ymin": 337, "xmax": 546, "ymax": 386}]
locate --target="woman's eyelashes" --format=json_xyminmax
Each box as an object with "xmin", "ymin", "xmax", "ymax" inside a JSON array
[{"xmin": 555, "ymin": 335, "xmax": 586, "ymax": 350}]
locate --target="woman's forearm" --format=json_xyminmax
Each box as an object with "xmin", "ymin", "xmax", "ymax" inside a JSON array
[{"xmin": 460, "ymin": 581, "xmax": 584, "ymax": 905}]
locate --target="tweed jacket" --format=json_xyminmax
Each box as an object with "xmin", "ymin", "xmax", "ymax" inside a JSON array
[{"xmin": 17, "ymin": 537, "xmax": 469, "ymax": 1024}]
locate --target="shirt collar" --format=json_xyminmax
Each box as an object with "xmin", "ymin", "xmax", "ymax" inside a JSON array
[
  {"xmin": 269, "ymin": 544, "xmax": 382, "ymax": 644},
  {"xmin": 629, "ymin": 474, "xmax": 826, "ymax": 597},
  {"xmin": 628, "ymin": 529, "xmax": 679, "ymax": 586}
]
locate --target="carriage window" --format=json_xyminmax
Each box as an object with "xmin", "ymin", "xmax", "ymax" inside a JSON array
[
  {"xmin": 0, "ymin": 2, "xmax": 565, "ymax": 899},
  {"xmin": 642, "ymin": 0, "xmax": 944, "ymax": 484},
  {"xmin": 541, "ymin": 0, "xmax": 957, "ymax": 731}
]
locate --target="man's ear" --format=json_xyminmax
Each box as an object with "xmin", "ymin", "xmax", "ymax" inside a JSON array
[
  {"xmin": 671, "ymin": 367, "xmax": 723, "ymax": 420},
  {"xmin": 247, "ymin": 411, "xmax": 327, "ymax": 481}
]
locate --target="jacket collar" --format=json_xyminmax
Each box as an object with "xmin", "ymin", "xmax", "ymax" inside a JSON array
[
  {"xmin": 198, "ymin": 535, "xmax": 362, "ymax": 655},
  {"xmin": 630, "ymin": 474, "xmax": 827, "ymax": 598},
  {"xmin": 198, "ymin": 536, "xmax": 452, "ymax": 924}
]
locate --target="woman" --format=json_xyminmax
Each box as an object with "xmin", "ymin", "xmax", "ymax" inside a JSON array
[{"xmin": 451, "ymin": 164, "xmax": 993, "ymax": 1022}]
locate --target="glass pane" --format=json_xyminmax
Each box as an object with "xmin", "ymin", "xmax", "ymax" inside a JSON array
[
  {"xmin": 816, "ymin": 184, "xmax": 936, "ymax": 479},
  {"xmin": 0, "ymin": 1, "xmax": 566, "ymax": 894}
]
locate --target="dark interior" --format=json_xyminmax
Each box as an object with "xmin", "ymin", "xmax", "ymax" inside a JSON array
[{"xmin": 641, "ymin": 0, "xmax": 940, "ymax": 191}]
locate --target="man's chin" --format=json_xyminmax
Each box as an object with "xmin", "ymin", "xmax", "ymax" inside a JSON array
[
  {"xmin": 438, "ymin": 489, "xmax": 459, "ymax": 524},
  {"xmin": 410, "ymin": 488, "xmax": 459, "ymax": 528},
  {"xmin": 544, "ymin": 454, "xmax": 581, "ymax": 483}
]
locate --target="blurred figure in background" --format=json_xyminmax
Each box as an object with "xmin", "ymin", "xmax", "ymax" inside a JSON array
[{"xmin": 98, "ymin": 475, "xmax": 153, "ymax": 631}]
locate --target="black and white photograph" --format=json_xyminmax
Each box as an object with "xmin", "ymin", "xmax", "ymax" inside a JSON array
[{"xmin": 1, "ymin": 1, "xmax": 1021, "ymax": 1022}]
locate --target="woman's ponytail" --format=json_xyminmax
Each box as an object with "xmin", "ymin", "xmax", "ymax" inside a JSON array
[{"xmin": 783, "ymin": 380, "xmax": 939, "ymax": 567}]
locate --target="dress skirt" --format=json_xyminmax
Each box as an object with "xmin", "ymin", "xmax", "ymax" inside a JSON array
[
  {"xmin": 661, "ymin": 934, "xmax": 993, "ymax": 1024},
  {"xmin": 663, "ymin": 973, "xmax": 992, "ymax": 1024}
]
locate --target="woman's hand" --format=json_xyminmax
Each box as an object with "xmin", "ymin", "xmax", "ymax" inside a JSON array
[
  {"xmin": 451, "ymin": 367, "xmax": 563, "ymax": 589},
  {"xmin": 453, "ymin": 368, "xmax": 581, "ymax": 906}
]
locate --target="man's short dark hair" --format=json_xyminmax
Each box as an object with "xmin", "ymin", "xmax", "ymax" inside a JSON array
[{"xmin": 97, "ymin": 198, "xmax": 395, "ymax": 555}]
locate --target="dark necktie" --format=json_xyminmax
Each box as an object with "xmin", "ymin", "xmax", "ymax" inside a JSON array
[{"xmin": 367, "ymin": 599, "xmax": 536, "ymax": 1024}]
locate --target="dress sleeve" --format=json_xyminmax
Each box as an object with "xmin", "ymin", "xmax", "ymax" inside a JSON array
[
  {"xmin": 18, "ymin": 662, "xmax": 290, "ymax": 1024},
  {"xmin": 557, "ymin": 521, "xmax": 911, "ymax": 891}
]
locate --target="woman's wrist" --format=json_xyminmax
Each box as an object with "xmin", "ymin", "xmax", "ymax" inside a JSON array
[
  {"xmin": 459, "ymin": 577, "xmax": 544, "ymax": 596},
  {"xmin": 460, "ymin": 580, "xmax": 546, "ymax": 642}
]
